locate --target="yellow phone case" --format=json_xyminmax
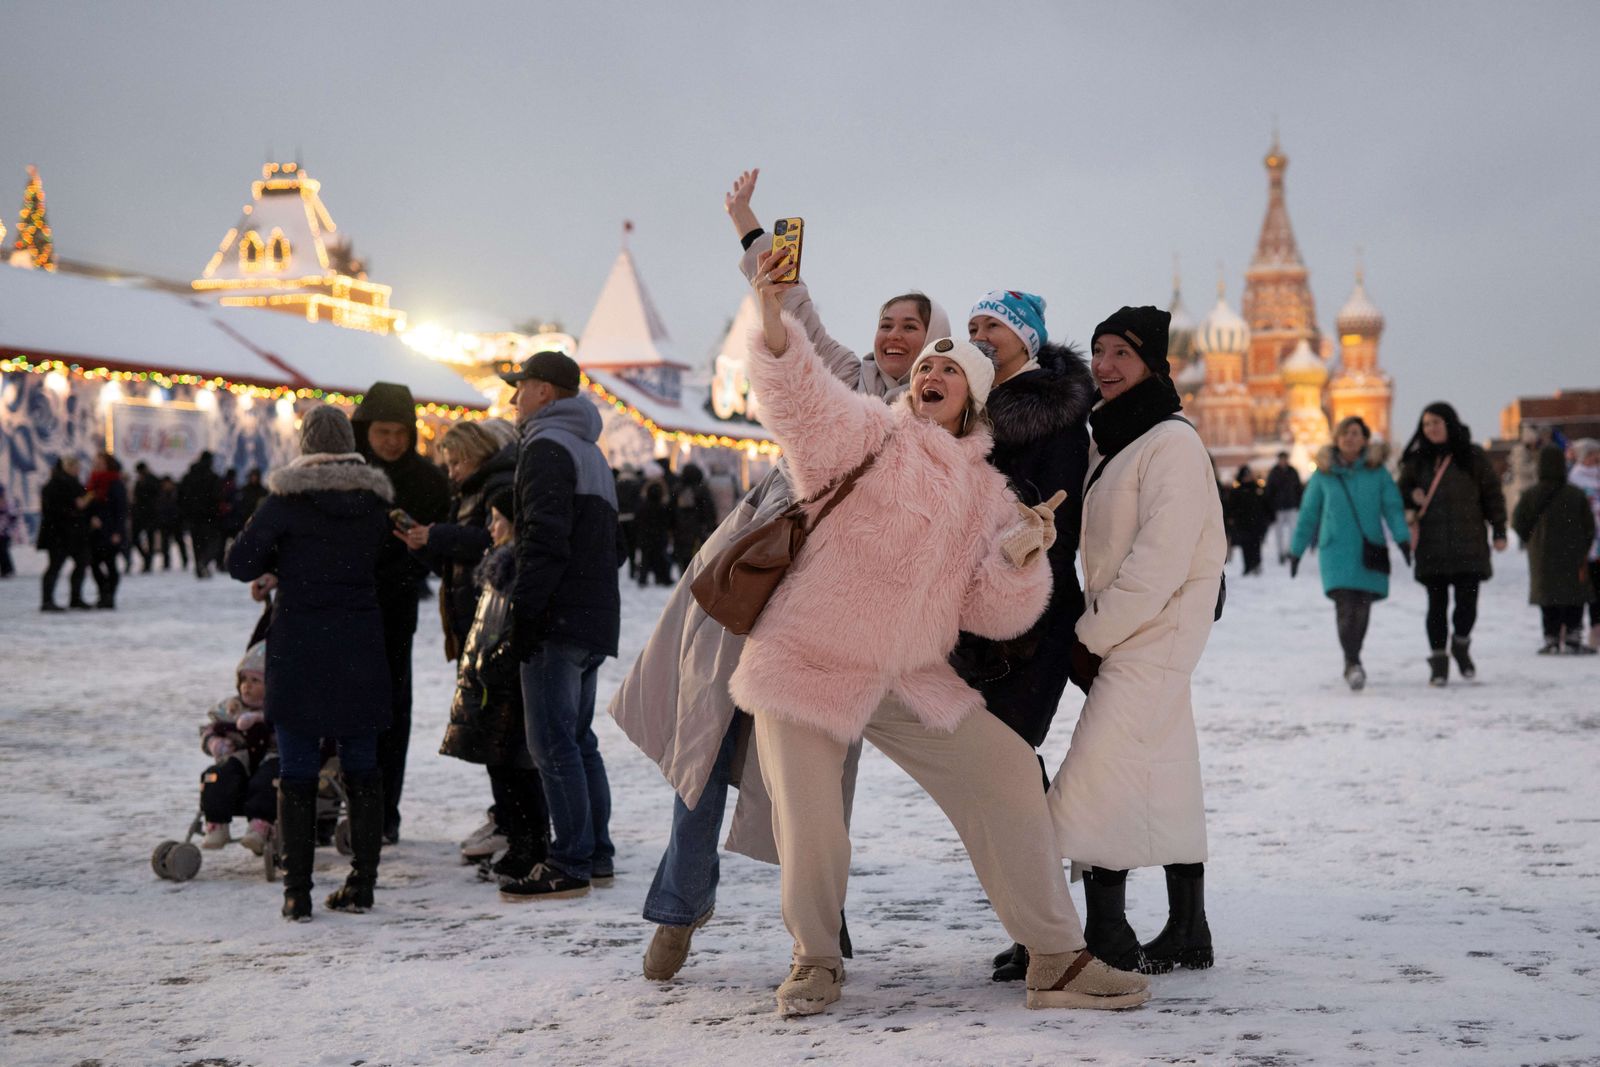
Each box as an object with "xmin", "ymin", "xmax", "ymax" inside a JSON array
[{"xmin": 771, "ymin": 217, "xmax": 804, "ymax": 283}]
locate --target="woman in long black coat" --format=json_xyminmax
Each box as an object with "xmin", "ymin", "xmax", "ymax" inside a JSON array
[
  {"xmin": 36, "ymin": 456, "xmax": 91, "ymax": 611},
  {"xmin": 1397, "ymin": 402, "xmax": 1507, "ymax": 685},
  {"xmin": 227, "ymin": 405, "xmax": 394, "ymax": 921}
]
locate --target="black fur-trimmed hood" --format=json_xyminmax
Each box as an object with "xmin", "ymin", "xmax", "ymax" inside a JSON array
[
  {"xmin": 985, "ymin": 342, "xmax": 1096, "ymax": 449},
  {"xmin": 267, "ymin": 455, "xmax": 395, "ymax": 502},
  {"xmin": 474, "ymin": 543, "xmax": 516, "ymax": 593}
]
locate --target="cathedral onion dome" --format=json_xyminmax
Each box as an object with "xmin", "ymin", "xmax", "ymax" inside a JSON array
[
  {"xmin": 1167, "ymin": 274, "xmax": 1197, "ymax": 367},
  {"xmin": 1194, "ymin": 283, "xmax": 1250, "ymax": 357},
  {"xmin": 1176, "ymin": 356, "xmax": 1206, "ymax": 395},
  {"xmin": 1336, "ymin": 270, "xmax": 1385, "ymax": 337},
  {"xmin": 1281, "ymin": 338, "xmax": 1328, "ymax": 386}
]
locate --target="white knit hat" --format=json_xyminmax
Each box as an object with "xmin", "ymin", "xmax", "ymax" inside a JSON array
[{"xmin": 908, "ymin": 337, "xmax": 997, "ymax": 411}]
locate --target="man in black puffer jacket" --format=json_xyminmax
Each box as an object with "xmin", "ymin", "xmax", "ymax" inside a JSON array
[
  {"xmin": 352, "ymin": 382, "xmax": 452, "ymax": 844},
  {"xmin": 499, "ymin": 350, "xmax": 621, "ymax": 902},
  {"xmin": 963, "ymin": 290, "xmax": 1097, "ymax": 982}
]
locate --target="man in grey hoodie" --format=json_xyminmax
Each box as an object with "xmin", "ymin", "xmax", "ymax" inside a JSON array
[{"xmin": 498, "ymin": 351, "xmax": 621, "ymax": 902}]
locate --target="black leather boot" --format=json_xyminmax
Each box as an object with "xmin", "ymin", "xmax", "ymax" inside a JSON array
[
  {"xmin": 991, "ymin": 942, "xmax": 1029, "ymax": 982},
  {"xmin": 490, "ymin": 768, "xmax": 548, "ymax": 885},
  {"xmin": 279, "ymin": 779, "xmax": 318, "ymax": 922},
  {"xmin": 1140, "ymin": 863, "xmax": 1214, "ymax": 971},
  {"xmin": 326, "ymin": 771, "xmax": 383, "ymax": 913},
  {"xmin": 1451, "ymin": 635, "xmax": 1476, "ymax": 679},
  {"xmin": 1083, "ymin": 867, "xmax": 1150, "ymax": 973},
  {"xmin": 1428, "ymin": 649, "xmax": 1449, "ymax": 687}
]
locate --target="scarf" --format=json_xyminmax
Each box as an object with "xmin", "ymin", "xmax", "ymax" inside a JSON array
[{"xmin": 1089, "ymin": 375, "xmax": 1183, "ymax": 462}]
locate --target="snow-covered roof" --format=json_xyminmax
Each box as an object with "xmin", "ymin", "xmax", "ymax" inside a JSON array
[
  {"xmin": 577, "ymin": 247, "xmax": 689, "ymax": 371},
  {"xmin": 0, "ymin": 265, "xmax": 488, "ymax": 408},
  {"xmin": 585, "ymin": 367, "xmax": 776, "ymax": 444},
  {"xmin": 199, "ymin": 162, "xmax": 337, "ymax": 287}
]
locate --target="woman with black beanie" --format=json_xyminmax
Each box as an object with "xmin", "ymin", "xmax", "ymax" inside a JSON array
[
  {"xmin": 1048, "ymin": 306, "xmax": 1228, "ymax": 976},
  {"xmin": 1397, "ymin": 402, "xmax": 1507, "ymax": 686}
]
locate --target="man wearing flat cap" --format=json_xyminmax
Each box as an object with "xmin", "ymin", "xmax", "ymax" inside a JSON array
[{"xmin": 497, "ymin": 351, "xmax": 621, "ymax": 901}]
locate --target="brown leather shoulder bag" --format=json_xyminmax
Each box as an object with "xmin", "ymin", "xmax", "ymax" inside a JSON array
[{"xmin": 691, "ymin": 448, "xmax": 880, "ymax": 635}]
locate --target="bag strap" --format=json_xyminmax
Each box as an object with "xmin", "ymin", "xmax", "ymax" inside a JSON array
[
  {"xmin": 1085, "ymin": 414, "xmax": 1195, "ymax": 494},
  {"xmin": 1415, "ymin": 456, "xmax": 1452, "ymax": 522},
  {"xmin": 1331, "ymin": 468, "xmax": 1383, "ymax": 545},
  {"xmin": 800, "ymin": 449, "xmax": 881, "ymax": 531}
]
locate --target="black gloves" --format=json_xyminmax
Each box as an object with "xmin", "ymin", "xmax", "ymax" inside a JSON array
[
  {"xmin": 1069, "ymin": 640, "xmax": 1102, "ymax": 694},
  {"xmin": 1289, "ymin": 555, "xmax": 1301, "ymax": 578}
]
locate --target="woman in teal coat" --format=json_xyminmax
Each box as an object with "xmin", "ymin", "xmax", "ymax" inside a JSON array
[{"xmin": 1290, "ymin": 417, "xmax": 1412, "ymax": 690}]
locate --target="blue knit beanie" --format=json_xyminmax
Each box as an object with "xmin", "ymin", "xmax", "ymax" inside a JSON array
[{"xmin": 969, "ymin": 290, "xmax": 1048, "ymax": 358}]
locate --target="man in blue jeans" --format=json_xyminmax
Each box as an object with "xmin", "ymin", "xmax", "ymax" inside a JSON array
[{"xmin": 499, "ymin": 350, "xmax": 621, "ymax": 901}]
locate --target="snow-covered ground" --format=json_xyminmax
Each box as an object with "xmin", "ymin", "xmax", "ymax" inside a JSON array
[{"xmin": 2, "ymin": 543, "xmax": 1597, "ymax": 1066}]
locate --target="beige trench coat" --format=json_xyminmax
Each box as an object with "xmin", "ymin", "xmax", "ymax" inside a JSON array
[{"xmin": 1048, "ymin": 417, "xmax": 1227, "ymax": 871}]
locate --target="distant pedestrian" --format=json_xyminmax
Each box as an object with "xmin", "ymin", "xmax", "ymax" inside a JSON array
[
  {"xmin": 178, "ymin": 452, "xmax": 223, "ymax": 578},
  {"xmin": 1512, "ymin": 445, "xmax": 1596, "ymax": 655},
  {"xmin": 130, "ymin": 462, "xmax": 160, "ymax": 573},
  {"xmin": 633, "ymin": 482, "xmax": 673, "ymax": 587},
  {"xmin": 240, "ymin": 467, "xmax": 269, "ymax": 521},
  {"xmin": 1264, "ymin": 451, "xmax": 1303, "ymax": 564},
  {"xmin": 1398, "ymin": 402, "xmax": 1507, "ymax": 686},
  {"xmin": 0, "ymin": 485, "xmax": 17, "ymax": 578},
  {"xmin": 614, "ymin": 466, "xmax": 643, "ymax": 579},
  {"xmin": 1569, "ymin": 439, "xmax": 1600, "ymax": 649},
  {"xmin": 36, "ymin": 456, "xmax": 92, "ymax": 610},
  {"xmin": 155, "ymin": 475, "xmax": 186, "ymax": 569},
  {"xmin": 669, "ymin": 463, "xmax": 716, "ymax": 576},
  {"xmin": 500, "ymin": 350, "xmax": 621, "ymax": 901},
  {"xmin": 1225, "ymin": 465, "xmax": 1269, "ymax": 575},
  {"xmin": 85, "ymin": 453, "xmax": 128, "ymax": 609},
  {"xmin": 1289, "ymin": 417, "xmax": 1412, "ymax": 690}
]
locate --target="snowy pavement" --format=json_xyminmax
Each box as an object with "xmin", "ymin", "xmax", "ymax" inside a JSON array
[{"xmin": 2, "ymin": 545, "xmax": 1597, "ymax": 1066}]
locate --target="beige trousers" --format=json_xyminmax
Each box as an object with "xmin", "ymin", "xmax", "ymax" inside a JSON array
[{"xmin": 755, "ymin": 697, "xmax": 1086, "ymax": 967}]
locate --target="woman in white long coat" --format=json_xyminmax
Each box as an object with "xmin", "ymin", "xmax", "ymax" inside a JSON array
[{"xmin": 1048, "ymin": 306, "xmax": 1228, "ymax": 975}]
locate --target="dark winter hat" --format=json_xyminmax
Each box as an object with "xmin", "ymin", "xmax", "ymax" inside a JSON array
[
  {"xmin": 299, "ymin": 404, "xmax": 357, "ymax": 456},
  {"xmin": 352, "ymin": 382, "xmax": 416, "ymax": 425},
  {"xmin": 1093, "ymin": 306, "xmax": 1172, "ymax": 378},
  {"xmin": 499, "ymin": 350, "xmax": 582, "ymax": 393},
  {"xmin": 487, "ymin": 487, "xmax": 516, "ymax": 523}
]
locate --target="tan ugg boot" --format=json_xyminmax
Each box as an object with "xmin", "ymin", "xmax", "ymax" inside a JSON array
[
  {"xmin": 1025, "ymin": 948, "xmax": 1151, "ymax": 1010},
  {"xmin": 642, "ymin": 909, "xmax": 714, "ymax": 981},
  {"xmin": 775, "ymin": 962, "xmax": 844, "ymax": 1017}
]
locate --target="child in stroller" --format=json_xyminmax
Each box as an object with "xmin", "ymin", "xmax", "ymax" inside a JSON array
[{"xmin": 199, "ymin": 641, "xmax": 279, "ymax": 854}]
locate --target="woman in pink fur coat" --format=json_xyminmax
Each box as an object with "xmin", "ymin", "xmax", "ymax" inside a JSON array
[{"xmin": 738, "ymin": 249, "xmax": 1152, "ymax": 1018}]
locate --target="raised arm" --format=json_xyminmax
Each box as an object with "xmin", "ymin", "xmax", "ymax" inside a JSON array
[
  {"xmin": 726, "ymin": 168, "xmax": 863, "ymax": 387},
  {"xmin": 746, "ymin": 254, "xmax": 888, "ymax": 498}
]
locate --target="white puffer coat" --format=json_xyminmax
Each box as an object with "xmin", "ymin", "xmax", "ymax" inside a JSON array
[{"xmin": 1048, "ymin": 418, "xmax": 1227, "ymax": 870}]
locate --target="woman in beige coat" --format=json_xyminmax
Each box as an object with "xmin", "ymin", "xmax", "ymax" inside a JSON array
[{"xmin": 1049, "ymin": 306, "xmax": 1228, "ymax": 975}]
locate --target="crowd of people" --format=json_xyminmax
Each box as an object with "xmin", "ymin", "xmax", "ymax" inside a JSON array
[{"xmin": 15, "ymin": 166, "xmax": 1596, "ymax": 1022}]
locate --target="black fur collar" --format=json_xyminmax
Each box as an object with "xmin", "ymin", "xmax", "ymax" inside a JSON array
[
  {"xmin": 986, "ymin": 342, "xmax": 1096, "ymax": 449},
  {"xmin": 475, "ymin": 544, "xmax": 516, "ymax": 592}
]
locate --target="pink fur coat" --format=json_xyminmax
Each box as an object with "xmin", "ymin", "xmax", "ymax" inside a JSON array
[{"xmin": 728, "ymin": 315, "xmax": 1051, "ymax": 744}]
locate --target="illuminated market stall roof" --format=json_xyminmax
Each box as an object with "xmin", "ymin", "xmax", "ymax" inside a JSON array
[{"xmin": 1, "ymin": 264, "xmax": 488, "ymax": 409}]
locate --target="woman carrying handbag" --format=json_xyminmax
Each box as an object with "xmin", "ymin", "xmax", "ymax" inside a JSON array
[{"xmin": 1290, "ymin": 416, "xmax": 1413, "ymax": 690}]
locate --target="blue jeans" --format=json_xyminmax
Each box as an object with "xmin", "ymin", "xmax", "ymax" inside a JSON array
[
  {"xmin": 275, "ymin": 726, "xmax": 379, "ymax": 784},
  {"xmin": 521, "ymin": 640, "xmax": 613, "ymax": 880},
  {"xmin": 642, "ymin": 717, "xmax": 740, "ymax": 925}
]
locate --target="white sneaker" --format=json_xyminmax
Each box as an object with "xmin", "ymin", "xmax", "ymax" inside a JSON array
[
  {"xmin": 460, "ymin": 832, "xmax": 509, "ymax": 861},
  {"xmin": 458, "ymin": 812, "xmax": 497, "ymax": 851}
]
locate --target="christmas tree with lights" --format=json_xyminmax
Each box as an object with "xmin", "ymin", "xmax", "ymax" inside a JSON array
[{"xmin": 12, "ymin": 165, "xmax": 56, "ymax": 271}]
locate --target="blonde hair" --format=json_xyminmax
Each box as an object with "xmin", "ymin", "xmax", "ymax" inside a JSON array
[{"xmin": 440, "ymin": 421, "xmax": 505, "ymax": 468}]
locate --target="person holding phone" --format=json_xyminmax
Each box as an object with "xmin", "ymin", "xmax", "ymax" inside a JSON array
[
  {"xmin": 610, "ymin": 169, "xmax": 953, "ymax": 983},
  {"xmin": 738, "ymin": 251, "xmax": 1149, "ymax": 1017}
]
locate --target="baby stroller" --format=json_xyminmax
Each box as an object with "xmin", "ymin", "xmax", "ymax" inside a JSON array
[
  {"xmin": 151, "ymin": 758, "xmax": 352, "ymax": 883},
  {"xmin": 151, "ymin": 592, "xmax": 354, "ymax": 882}
]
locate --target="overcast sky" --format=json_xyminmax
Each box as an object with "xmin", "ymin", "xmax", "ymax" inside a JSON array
[{"xmin": 5, "ymin": 1, "xmax": 1596, "ymax": 438}]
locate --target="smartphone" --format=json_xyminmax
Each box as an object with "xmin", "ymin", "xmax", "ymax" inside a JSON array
[
  {"xmin": 771, "ymin": 217, "xmax": 804, "ymax": 284},
  {"xmin": 389, "ymin": 508, "xmax": 418, "ymax": 531}
]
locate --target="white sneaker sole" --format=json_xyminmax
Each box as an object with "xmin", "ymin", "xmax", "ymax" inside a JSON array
[{"xmin": 1026, "ymin": 987, "xmax": 1151, "ymax": 1010}]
